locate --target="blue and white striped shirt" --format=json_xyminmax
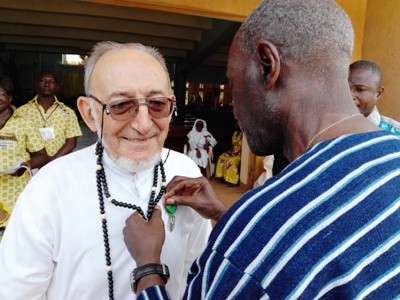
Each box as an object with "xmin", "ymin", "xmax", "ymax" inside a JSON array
[{"xmin": 139, "ymin": 131, "xmax": 400, "ymax": 299}]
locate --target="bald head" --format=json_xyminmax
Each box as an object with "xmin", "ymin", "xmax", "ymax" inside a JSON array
[
  {"xmin": 77, "ymin": 41, "xmax": 174, "ymax": 172},
  {"xmin": 84, "ymin": 41, "xmax": 171, "ymax": 96}
]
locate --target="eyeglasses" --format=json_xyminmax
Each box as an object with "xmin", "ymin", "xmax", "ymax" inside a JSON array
[{"xmin": 90, "ymin": 95, "xmax": 175, "ymax": 121}]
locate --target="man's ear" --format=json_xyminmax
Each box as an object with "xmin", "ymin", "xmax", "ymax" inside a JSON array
[
  {"xmin": 169, "ymin": 94, "xmax": 177, "ymax": 119},
  {"xmin": 77, "ymin": 96, "xmax": 97, "ymax": 132},
  {"xmin": 376, "ymin": 86, "xmax": 384, "ymax": 99},
  {"xmin": 257, "ymin": 40, "xmax": 281, "ymax": 90}
]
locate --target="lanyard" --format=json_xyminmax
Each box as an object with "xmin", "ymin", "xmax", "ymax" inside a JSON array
[{"xmin": 35, "ymin": 103, "xmax": 59, "ymax": 127}]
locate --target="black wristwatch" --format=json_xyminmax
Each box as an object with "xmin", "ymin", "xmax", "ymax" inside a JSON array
[{"xmin": 130, "ymin": 263, "xmax": 170, "ymax": 293}]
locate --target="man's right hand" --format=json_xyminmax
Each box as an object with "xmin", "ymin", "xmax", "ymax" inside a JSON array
[
  {"xmin": 123, "ymin": 208, "xmax": 165, "ymax": 267},
  {"xmin": 164, "ymin": 176, "xmax": 228, "ymax": 222}
]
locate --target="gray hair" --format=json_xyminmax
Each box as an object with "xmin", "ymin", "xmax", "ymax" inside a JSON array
[
  {"xmin": 238, "ymin": 0, "xmax": 354, "ymax": 71},
  {"xmin": 84, "ymin": 41, "xmax": 171, "ymax": 95},
  {"xmin": 349, "ymin": 60, "xmax": 382, "ymax": 87}
]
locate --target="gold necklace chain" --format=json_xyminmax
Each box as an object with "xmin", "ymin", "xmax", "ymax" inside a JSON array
[{"xmin": 307, "ymin": 113, "xmax": 361, "ymax": 149}]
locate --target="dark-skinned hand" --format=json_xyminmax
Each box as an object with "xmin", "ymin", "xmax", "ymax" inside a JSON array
[
  {"xmin": 10, "ymin": 164, "xmax": 29, "ymax": 177},
  {"xmin": 165, "ymin": 176, "xmax": 228, "ymax": 222},
  {"xmin": 123, "ymin": 207, "xmax": 164, "ymax": 267}
]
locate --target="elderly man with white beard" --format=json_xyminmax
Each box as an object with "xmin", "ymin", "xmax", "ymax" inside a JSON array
[{"xmin": 0, "ymin": 41, "xmax": 212, "ymax": 300}]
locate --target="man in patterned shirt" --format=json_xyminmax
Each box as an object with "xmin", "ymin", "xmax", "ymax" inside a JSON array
[
  {"xmin": 16, "ymin": 71, "xmax": 82, "ymax": 161},
  {"xmin": 0, "ymin": 75, "xmax": 47, "ymax": 240},
  {"xmin": 123, "ymin": 0, "xmax": 400, "ymax": 299}
]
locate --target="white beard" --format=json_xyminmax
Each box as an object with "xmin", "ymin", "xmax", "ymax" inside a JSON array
[
  {"xmin": 112, "ymin": 152, "xmax": 162, "ymax": 173},
  {"xmin": 91, "ymin": 105, "xmax": 162, "ymax": 173}
]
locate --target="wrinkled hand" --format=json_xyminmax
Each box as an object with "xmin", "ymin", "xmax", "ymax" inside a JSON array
[
  {"xmin": 165, "ymin": 176, "xmax": 228, "ymax": 222},
  {"xmin": 123, "ymin": 208, "xmax": 165, "ymax": 267}
]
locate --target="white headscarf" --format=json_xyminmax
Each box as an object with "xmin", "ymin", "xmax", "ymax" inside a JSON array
[{"xmin": 187, "ymin": 119, "xmax": 217, "ymax": 148}]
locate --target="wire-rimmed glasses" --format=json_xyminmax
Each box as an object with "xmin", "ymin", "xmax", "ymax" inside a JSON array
[{"xmin": 90, "ymin": 95, "xmax": 175, "ymax": 121}]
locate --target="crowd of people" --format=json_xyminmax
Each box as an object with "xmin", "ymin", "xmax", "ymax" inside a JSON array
[{"xmin": 0, "ymin": 0, "xmax": 399, "ymax": 299}]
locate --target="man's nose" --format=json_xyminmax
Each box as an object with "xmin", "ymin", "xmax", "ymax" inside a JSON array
[
  {"xmin": 352, "ymin": 96, "xmax": 360, "ymax": 106},
  {"xmin": 130, "ymin": 105, "xmax": 153, "ymax": 134}
]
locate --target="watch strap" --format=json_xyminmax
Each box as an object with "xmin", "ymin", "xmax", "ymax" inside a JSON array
[{"xmin": 131, "ymin": 263, "xmax": 170, "ymax": 293}]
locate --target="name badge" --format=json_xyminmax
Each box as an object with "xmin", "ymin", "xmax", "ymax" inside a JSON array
[
  {"xmin": 0, "ymin": 133, "xmax": 17, "ymax": 147},
  {"xmin": 39, "ymin": 127, "xmax": 55, "ymax": 140}
]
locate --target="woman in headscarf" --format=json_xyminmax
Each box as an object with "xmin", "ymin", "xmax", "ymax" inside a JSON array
[
  {"xmin": 186, "ymin": 119, "xmax": 217, "ymax": 175},
  {"xmin": 215, "ymin": 126, "xmax": 243, "ymax": 186}
]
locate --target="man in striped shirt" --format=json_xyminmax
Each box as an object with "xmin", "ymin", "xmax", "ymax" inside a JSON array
[{"xmin": 123, "ymin": 0, "xmax": 400, "ymax": 299}]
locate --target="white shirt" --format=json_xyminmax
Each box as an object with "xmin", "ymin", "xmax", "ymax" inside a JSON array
[
  {"xmin": 367, "ymin": 106, "xmax": 400, "ymax": 129},
  {"xmin": 0, "ymin": 145, "xmax": 212, "ymax": 300}
]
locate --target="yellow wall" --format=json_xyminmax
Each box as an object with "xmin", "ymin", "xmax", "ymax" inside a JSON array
[
  {"xmin": 336, "ymin": 0, "xmax": 368, "ymax": 61},
  {"xmin": 361, "ymin": 0, "xmax": 400, "ymax": 120}
]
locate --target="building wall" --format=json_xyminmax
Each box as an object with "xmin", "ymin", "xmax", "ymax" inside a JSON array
[
  {"xmin": 336, "ymin": 0, "xmax": 368, "ymax": 61},
  {"xmin": 361, "ymin": 0, "xmax": 400, "ymax": 121}
]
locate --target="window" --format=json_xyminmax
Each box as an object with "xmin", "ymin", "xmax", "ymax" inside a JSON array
[{"xmin": 62, "ymin": 54, "xmax": 87, "ymax": 65}]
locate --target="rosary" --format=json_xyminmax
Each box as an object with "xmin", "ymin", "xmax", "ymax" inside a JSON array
[{"xmin": 94, "ymin": 142, "xmax": 176, "ymax": 299}]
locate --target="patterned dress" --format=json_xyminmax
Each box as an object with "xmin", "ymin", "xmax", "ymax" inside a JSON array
[{"xmin": 215, "ymin": 130, "xmax": 242, "ymax": 184}]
